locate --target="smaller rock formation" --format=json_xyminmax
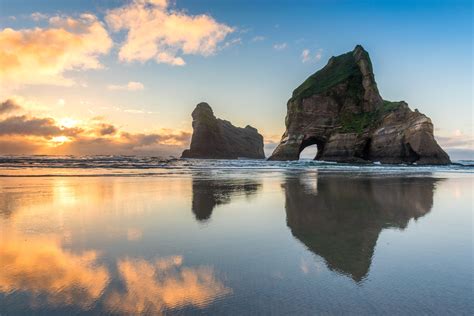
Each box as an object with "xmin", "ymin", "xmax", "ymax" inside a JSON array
[{"xmin": 182, "ymin": 102, "xmax": 265, "ymax": 159}]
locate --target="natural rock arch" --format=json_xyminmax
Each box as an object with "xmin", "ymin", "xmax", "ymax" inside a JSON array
[
  {"xmin": 269, "ymin": 45, "xmax": 450, "ymax": 165},
  {"xmin": 298, "ymin": 136, "xmax": 326, "ymax": 160}
]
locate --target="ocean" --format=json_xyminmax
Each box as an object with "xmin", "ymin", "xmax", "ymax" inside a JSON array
[{"xmin": 0, "ymin": 156, "xmax": 472, "ymax": 315}]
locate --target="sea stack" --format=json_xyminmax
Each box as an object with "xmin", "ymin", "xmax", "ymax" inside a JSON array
[
  {"xmin": 182, "ymin": 102, "xmax": 265, "ymax": 159},
  {"xmin": 269, "ymin": 45, "xmax": 450, "ymax": 164}
]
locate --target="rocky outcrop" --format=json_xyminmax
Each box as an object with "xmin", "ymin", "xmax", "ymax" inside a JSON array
[
  {"xmin": 269, "ymin": 45, "xmax": 450, "ymax": 164},
  {"xmin": 182, "ymin": 102, "xmax": 265, "ymax": 159}
]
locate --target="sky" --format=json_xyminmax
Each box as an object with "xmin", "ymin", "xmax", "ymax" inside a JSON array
[{"xmin": 0, "ymin": 0, "xmax": 472, "ymax": 159}]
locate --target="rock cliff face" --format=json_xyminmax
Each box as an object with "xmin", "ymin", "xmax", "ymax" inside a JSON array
[
  {"xmin": 269, "ymin": 45, "xmax": 450, "ymax": 164},
  {"xmin": 182, "ymin": 103, "xmax": 265, "ymax": 159}
]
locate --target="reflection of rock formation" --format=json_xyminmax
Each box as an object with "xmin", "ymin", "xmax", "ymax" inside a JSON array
[
  {"xmin": 0, "ymin": 230, "xmax": 109, "ymax": 309},
  {"xmin": 284, "ymin": 174, "xmax": 438, "ymax": 282},
  {"xmin": 191, "ymin": 177, "xmax": 262, "ymax": 221},
  {"xmin": 106, "ymin": 256, "xmax": 232, "ymax": 314}
]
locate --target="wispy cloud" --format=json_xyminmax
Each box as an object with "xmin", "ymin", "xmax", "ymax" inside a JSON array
[
  {"xmin": 251, "ymin": 35, "xmax": 265, "ymax": 42},
  {"xmin": 301, "ymin": 48, "xmax": 323, "ymax": 63},
  {"xmin": 107, "ymin": 81, "xmax": 145, "ymax": 91},
  {"xmin": 273, "ymin": 42, "xmax": 287, "ymax": 51},
  {"xmin": 220, "ymin": 37, "xmax": 242, "ymax": 50},
  {"xmin": 106, "ymin": 0, "xmax": 233, "ymax": 66},
  {"xmin": 30, "ymin": 12, "xmax": 48, "ymax": 21}
]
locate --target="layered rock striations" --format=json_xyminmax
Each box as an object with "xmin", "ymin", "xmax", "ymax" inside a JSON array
[
  {"xmin": 269, "ymin": 45, "xmax": 450, "ymax": 164},
  {"xmin": 182, "ymin": 102, "xmax": 265, "ymax": 159}
]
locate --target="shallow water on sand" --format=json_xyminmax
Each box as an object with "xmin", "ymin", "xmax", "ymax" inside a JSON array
[{"xmin": 0, "ymin": 159, "xmax": 472, "ymax": 315}]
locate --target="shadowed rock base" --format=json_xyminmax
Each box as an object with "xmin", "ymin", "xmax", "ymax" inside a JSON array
[{"xmin": 269, "ymin": 45, "xmax": 450, "ymax": 164}]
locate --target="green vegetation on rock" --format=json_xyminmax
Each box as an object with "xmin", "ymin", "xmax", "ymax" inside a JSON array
[
  {"xmin": 340, "ymin": 111, "xmax": 378, "ymax": 134},
  {"xmin": 340, "ymin": 100, "xmax": 402, "ymax": 134},
  {"xmin": 291, "ymin": 52, "xmax": 361, "ymax": 102}
]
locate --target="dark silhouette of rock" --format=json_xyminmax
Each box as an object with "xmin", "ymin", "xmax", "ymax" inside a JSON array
[
  {"xmin": 283, "ymin": 174, "xmax": 439, "ymax": 282},
  {"xmin": 182, "ymin": 103, "xmax": 265, "ymax": 159},
  {"xmin": 191, "ymin": 175, "xmax": 261, "ymax": 222},
  {"xmin": 269, "ymin": 45, "xmax": 450, "ymax": 164}
]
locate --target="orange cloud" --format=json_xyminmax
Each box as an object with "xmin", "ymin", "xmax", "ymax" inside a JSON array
[
  {"xmin": 106, "ymin": 256, "xmax": 232, "ymax": 314},
  {"xmin": 106, "ymin": 0, "xmax": 233, "ymax": 65},
  {"xmin": 0, "ymin": 99, "xmax": 21, "ymax": 115},
  {"xmin": 0, "ymin": 231, "xmax": 109, "ymax": 309},
  {"xmin": 0, "ymin": 14, "xmax": 112, "ymax": 87},
  {"xmin": 0, "ymin": 99, "xmax": 191, "ymax": 156}
]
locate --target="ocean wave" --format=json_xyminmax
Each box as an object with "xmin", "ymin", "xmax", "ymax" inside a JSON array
[{"xmin": 0, "ymin": 155, "xmax": 472, "ymax": 177}]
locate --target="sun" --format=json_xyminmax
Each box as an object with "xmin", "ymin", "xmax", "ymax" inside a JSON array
[{"xmin": 50, "ymin": 136, "xmax": 71, "ymax": 145}]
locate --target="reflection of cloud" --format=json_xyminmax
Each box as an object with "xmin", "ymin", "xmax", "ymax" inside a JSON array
[
  {"xmin": 127, "ymin": 228, "xmax": 143, "ymax": 241},
  {"xmin": 106, "ymin": 0, "xmax": 233, "ymax": 65},
  {"xmin": 0, "ymin": 231, "xmax": 109, "ymax": 309},
  {"xmin": 107, "ymin": 256, "xmax": 232, "ymax": 314},
  {"xmin": 0, "ymin": 14, "xmax": 112, "ymax": 87}
]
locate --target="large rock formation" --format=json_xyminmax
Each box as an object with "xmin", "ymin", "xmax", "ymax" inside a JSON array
[
  {"xmin": 182, "ymin": 102, "xmax": 265, "ymax": 159},
  {"xmin": 269, "ymin": 45, "xmax": 450, "ymax": 164}
]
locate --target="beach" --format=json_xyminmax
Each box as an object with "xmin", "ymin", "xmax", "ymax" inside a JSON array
[{"xmin": 0, "ymin": 157, "xmax": 472, "ymax": 315}]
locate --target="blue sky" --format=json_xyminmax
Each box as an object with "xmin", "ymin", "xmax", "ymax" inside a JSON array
[{"xmin": 0, "ymin": 0, "xmax": 472, "ymax": 158}]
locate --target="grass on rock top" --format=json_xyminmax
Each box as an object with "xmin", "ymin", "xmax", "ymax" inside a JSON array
[{"xmin": 291, "ymin": 52, "xmax": 361, "ymax": 102}]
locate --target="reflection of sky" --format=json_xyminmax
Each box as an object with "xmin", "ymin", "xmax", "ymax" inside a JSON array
[{"xmin": 0, "ymin": 172, "xmax": 472, "ymax": 314}]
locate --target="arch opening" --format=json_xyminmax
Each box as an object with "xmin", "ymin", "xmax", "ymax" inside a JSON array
[
  {"xmin": 298, "ymin": 137, "xmax": 325, "ymax": 160},
  {"xmin": 299, "ymin": 144, "xmax": 318, "ymax": 160}
]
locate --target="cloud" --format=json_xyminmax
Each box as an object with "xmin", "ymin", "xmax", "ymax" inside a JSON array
[
  {"xmin": 435, "ymin": 130, "xmax": 474, "ymax": 160},
  {"xmin": 273, "ymin": 42, "xmax": 287, "ymax": 51},
  {"xmin": 0, "ymin": 115, "xmax": 81, "ymax": 137},
  {"xmin": 301, "ymin": 49, "xmax": 310, "ymax": 62},
  {"xmin": 0, "ymin": 14, "xmax": 112, "ymax": 87},
  {"xmin": 251, "ymin": 35, "xmax": 265, "ymax": 42},
  {"xmin": 0, "ymin": 99, "xmax": 191, "ymax": 156},
  {"xmin": 30, "ymin": 12, "xmax": 49, "ymax": 21},
  {"xmin": 0, "ymin": 99, "xmax": 22, "ymax": 115},
  {"xmin": 301, "ymin": 48, "xmax": 323, "ymax": 63},
  {"xmin": 106, "ymin": 256, "xmax": 232, "ymax": 314},
  {"xmin": 436, "ymin": 130, "xmax": 473, "ymax": 150},
  {"xmin": 97, "ymin": 123, "xmax": 117, "ymax": 135},
  {"xmin": 107, "ymin": 81, "xmax": 145, "ymax": 91},
  {"xmin": 106, "ymin": 0, "xmax": 233, "ymax": 66},
  {"xmin": 220, "ymin": 37, "xmax": 242, "ymax": 50}
]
